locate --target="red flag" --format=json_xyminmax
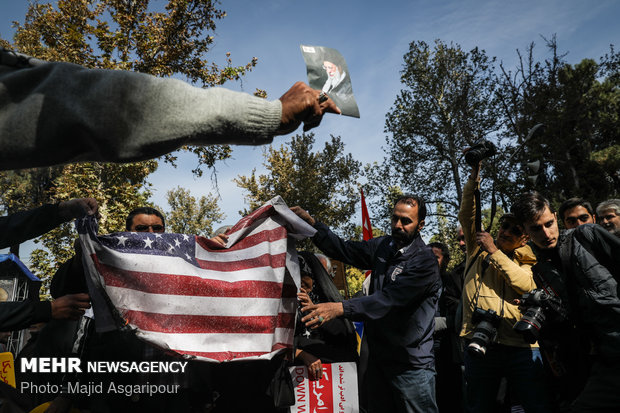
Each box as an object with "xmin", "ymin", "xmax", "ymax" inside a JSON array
[
  {"xmin": 78, "ymin": 197, "xmax": 315, "ymax": 362},
  {"xmin": 361, "ymin": 189, "xmax": 373, "ymax": 241},
  {"xmin": 361, "ymin": 189, "xmax": 373, "ymax": 280}
]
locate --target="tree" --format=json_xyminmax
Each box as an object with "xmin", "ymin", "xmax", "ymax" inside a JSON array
[
  {"xmin": 1, "ymin": 0, "xmax": 255, "ymax": 287},
  {"xmin": 165, "ymin": 186, "xmax": 224, "ymax": 236},
  {"xmin": 496, "ymin": 37, "xmax": 620, "ymax": 206},
  {"xmin": 368, "ymin": 40, "xmax": 501, "ymax": 231},
  {"xmin": 28, "ymin": 161, "xmax": 157, "ymax": 296},
  {"xmin": 235, "ymin": 133, "xmax": 362, "ymax": 248}
]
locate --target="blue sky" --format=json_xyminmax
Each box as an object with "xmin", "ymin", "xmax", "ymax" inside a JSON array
[{"xmin": 2, "ymin": 0, "xmax": 619, "ymax": 242}]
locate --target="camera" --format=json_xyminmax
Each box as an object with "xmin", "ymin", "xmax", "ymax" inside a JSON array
[
  {"xmin": 513, "ymin": 287, "xmax": 566, "ymax": 344},
  {"xmin": 465, "ymin": 139, "xmax": 497, "ymax": 167},
  {"xmin": 512, "ymin": 289, "xmax": 549, "ymax": 343},
  {"xmin": 467, "ymin": 307, "xmax": 502, "ymax": 357}
]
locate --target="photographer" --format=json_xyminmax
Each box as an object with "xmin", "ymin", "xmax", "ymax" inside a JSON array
[
  {"xmin": 512, "ymin": 192, "xmax": 620, "ymax": 412},
  {"xmin": 459, "ymin": 161, "xmax": 552, "ymax": 413}
]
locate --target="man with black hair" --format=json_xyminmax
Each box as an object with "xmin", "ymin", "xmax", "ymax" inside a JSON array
[
  {"xmin": 125, "ymin": 206, "xmax": 166, "ymax": 232},
  {"xmin": 512, "ymin": 191, "xmax": 620, "ymax": 412},
  {"xmin": 292, "ymin": 195, "xmax": 441, "ymax": 413},
  {"xmin": 558, "ymin": 197, "xmax": 596, "ymax": 229},
  {"xmin": 459, "ymin": 163, "xmax": 551, "ymax": 413}
]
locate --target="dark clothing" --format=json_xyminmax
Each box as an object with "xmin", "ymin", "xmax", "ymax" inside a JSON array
[
  {"xmin": 0, "ymin": 203, "xmax": 64, "ymax": 249},
  {"xmin": 534, "ymin": 224, "xmax": 620, "ymax": 361},
  {"xmin": 0, "ymin": 203, "xmax": 66, "ymax": 331},
  {"xmin": 532, "ymin": 224, "xmax": 620, "ymax": 411},
  {"xmin": 312, "ymin": 222, "xmax": 441, "ymax": 369},
  {"xmin": 0, "ymin": 300, "xmax": 51, "ymax": 332},
  {"xmin": 325, "ymin": 79, "xmax": 360, "ymax": 118},
  {"xmin": 436, "ymin": 261, "xmax": 466, "ymax": 412},
  {"xmin": 294, "ymin": 251, "xmax": 358, "ymax": 363}
]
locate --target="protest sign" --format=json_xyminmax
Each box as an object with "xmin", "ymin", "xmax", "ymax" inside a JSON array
[{"xmin": 289, "ymin": 362, "xmax": 358, "ymax": 413}]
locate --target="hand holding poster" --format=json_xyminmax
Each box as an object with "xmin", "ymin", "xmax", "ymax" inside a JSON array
[
  {"xmin": 289, "ymin": 362, "xmax": 358, "ymax": 413},
  {"xmin": 300, "ymin": 45, "xmax": 360, "ymax": 118}
]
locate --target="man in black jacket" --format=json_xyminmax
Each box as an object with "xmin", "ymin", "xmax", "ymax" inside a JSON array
[
  {"xmin": 512, "ymin": 191, "xmax": 620, "ymax": 412},
  {"xmin": 292, "ymin": 195, "xmax": 441, "ymax": 413},
  {"xmin": 0, "ymin": 198, "xmax": 96, "ymax": 331}
]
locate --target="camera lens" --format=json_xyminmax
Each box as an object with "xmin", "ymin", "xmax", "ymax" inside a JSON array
[{"xmin": 467, "ymin": 320, "xmax": 498, "ymax": 357}]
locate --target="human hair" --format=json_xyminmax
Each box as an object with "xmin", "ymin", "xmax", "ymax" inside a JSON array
[
  {"xmin": 213, "ymin": 225, "xmax": 232, "ymax": 236},
  {"xmin": 596, "ymin": 199, "xmax": 620, "ymax": 217},
  {"xmin": 428, "ymin": 242, "xmax": 450, "ymax": 272},
  {"xmin": 314, "ymin": 253, "xmax": 333, "ymax": 276},
  {"xmin": 558, "ymin": 197, "xmax": 594, "ymax": 221},
  {"xmin": 511, "ymin": 191, "xmax": 554, "ymax": 225},
  {"xmin": 125, "ymin": 207, "xmax": 165, "ymax": 231},
  {"xmin": 394, "ymin": 194, "xmax": 427, "ymax": 222}
]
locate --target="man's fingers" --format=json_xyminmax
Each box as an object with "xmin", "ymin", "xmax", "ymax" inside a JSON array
[{"xmin": 322, "ymin": 95, "xmax": 341, "ymax": 115}]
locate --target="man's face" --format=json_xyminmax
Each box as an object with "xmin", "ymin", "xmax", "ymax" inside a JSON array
[
  {"xmin": 523, "ymin": 206, "xmax": 559, "ymax": 250},
  {"xmin": 323, "ymin": 61, "xmax": 339, "ymax": 78},
  {"xmin": 431, "ymin": 247, "xmax": 445, "ymax": 270},
  {"xmin": 496, "ymin": 218, "xmax": 528, "ymax": 252},
  {"xmin": 456, "ymin": 227, "xmax": 466, "ymax": 253},
  {"xmin": 598, "ymin": 208, "xmax": 620, "ymax": 236},
  {"xmin": 563, "ymin": 205, "xmax": 595, "ymax": 229},
  {"xmin": 391, "ymin": 201, "xmax": 424, "ymax": 248},
  {"xmin": 301, "ymin": 275, "xmax": 313, "ymax": 293},
  {"xmin": 130, "ymin": 214, "xmax": 165, "ymax": 233}
]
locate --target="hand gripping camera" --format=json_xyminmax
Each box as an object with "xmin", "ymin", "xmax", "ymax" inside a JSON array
[
  {"xmin": 513, "ymin": 288, "xmax": 566, "ymax": 344},
  {"xmin": 465, "ymin": 139, "xmax": 497, "ymax": 167},
  {"xmin": 467, "ymin": 307, "xmax": 502, "ymax": 357}
]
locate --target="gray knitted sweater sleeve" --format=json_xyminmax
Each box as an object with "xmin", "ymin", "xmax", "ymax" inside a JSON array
[{"xmin": 0, "ymin": 59, "xmax": 282, "ymax": 170}]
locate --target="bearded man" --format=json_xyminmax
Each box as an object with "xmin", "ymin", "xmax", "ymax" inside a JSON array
[{"xmin": 292, "ymin": 195, "xmax": 441, "ymax": 413}]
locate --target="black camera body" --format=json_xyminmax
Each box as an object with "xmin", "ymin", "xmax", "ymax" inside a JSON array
[
  {"xmin": 465, "ymin": 139, "xmax": 497, "ymax": 167},
  {"xmin": 513, "ymin": 287, "xmax": 567, "ymax": 344},
  {"xmin": 467, "ymin": 307, "xmax": 502, "ymax": 357}
]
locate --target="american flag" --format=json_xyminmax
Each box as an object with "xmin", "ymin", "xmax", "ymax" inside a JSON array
[{"xmin": 77, "ymin": 196, "xmax": 315, "ymax": 362}]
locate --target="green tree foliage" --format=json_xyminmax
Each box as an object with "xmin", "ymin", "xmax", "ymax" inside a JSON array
[
  {"xmin": 26, "ymin": 161, "xmax": 157, "ymax": 295},
  {"xmin": 165, "ymin": 186, "xmax": 224, "ymax": 236},
  {"xmin": 368, "ymin": 40, "xmax": 501, "ymax": 230},
  {"xmin": 235, "ymin": 133, "xmax": 362, "ymax": 248},
  {"xmin": 496, "ymin": 37, "xmax": 620, "ymax": 206},
  {"xmin": 346, "ymin": 266, "xmax": 365, "ymax": 297}
]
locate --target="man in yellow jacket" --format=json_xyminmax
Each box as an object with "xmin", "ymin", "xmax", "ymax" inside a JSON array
[{"xmin": 459, "ymin": 162, "xmax": 552, "ymax": 413}]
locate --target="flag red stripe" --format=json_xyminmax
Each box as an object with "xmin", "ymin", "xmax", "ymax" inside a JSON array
[
  {"xmin": 124, "ymin": 310, "xmax": 295, "ymax": 334},
  {"xmin": 94, "ymin": 257, "xmax": 286, "ymax": 298},
  {"xmin": 196, "ymin": 225, "xmax": 286, "ymax": 253},
  {"xmin": 178, "ymin": 343, "xmax": 292, "ymax": 362},
  {"xmin": 196, "ymin": 252, "xmax": 286, "ymax": 271},
  {"xmin": 228, "ymin": 204, "xmax": 276, "ymax": 233}
]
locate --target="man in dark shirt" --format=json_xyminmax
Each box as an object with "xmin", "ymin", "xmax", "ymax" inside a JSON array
[
  {"xmin": 0, "ymin": 198, "xmax": 96, "ymax": 331},
  {"xmin": 512, "ymin": 191, "xmax": 620, "ymax": 412},
  {"xmin": 292, "ymin": 195, "xmax": 441, "ymax": 413}
]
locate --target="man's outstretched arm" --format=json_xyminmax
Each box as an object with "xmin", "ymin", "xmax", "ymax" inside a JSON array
[{"xmin": 0, "ymin": 49, "xmax": 340, "ymax": 170}]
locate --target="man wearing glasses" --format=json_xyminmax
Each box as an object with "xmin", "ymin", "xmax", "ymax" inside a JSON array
[
  {"xmin": 125, "ymin": 207, "xmax": 166, "ymax": 233},
  {"xmin": 459, "ymin": 162, "xmax": 552, "ymax": 413}
]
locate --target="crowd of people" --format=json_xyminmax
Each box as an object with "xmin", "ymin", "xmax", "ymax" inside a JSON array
[{"xmin": 1, "ymin": 47, "xmax": 620, "ymax": 413}]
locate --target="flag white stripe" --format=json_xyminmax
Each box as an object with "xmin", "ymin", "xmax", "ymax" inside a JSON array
[
  {"xmin": 96, "ymin": 249, "xmax": 288, "ymax": 282},
  {"xmin": 137, "ymin": 328, "xmax": 293, "ymax": 353},
  {"xmin": 107, "ymin": 286, "xmax": 296, "ymax": 316},
  {"xmin": 195, "ymin": 237, "xmax": 287, "ymax": 262}
]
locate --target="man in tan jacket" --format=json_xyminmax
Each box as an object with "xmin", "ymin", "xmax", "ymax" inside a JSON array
[{"xmin": 459, "ymin": 162, "xmax": 552, "ymax": 413}]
